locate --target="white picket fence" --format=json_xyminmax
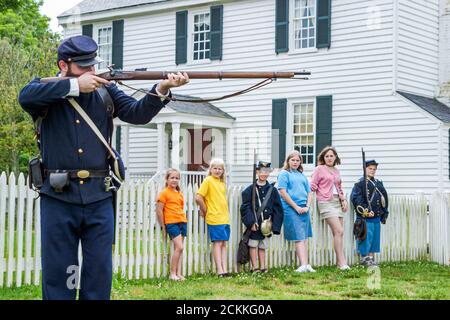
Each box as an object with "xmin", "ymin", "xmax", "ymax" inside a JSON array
[
  {"xmin": 0, "ymin": 171, "xmax": 448, "ymax": 288},
  {"xmin": 429, "ymin": 191, "xmax": 450, "ymax": 265}
]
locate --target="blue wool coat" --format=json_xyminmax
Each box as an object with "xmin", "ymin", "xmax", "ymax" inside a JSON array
[
  {"xmin": 19, "ymin": 78, "xmax": 170, "ymax": 204},
  {"xmin": 351, "ymin": 177, "xmax": 389, "ymax": 222},
  {"xmin": 240, "ymin": 182, "xmax": 284, "ymax": 240}
]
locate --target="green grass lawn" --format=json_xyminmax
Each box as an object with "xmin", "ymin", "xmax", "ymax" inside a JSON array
[{"xmin": 0, "ymin": 261, "xmax": 448, "ymax": 300}]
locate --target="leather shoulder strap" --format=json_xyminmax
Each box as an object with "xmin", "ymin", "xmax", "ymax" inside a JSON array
[{"xmin": 97, "ymin": 85, "xmax": 115, "ymax": 143}]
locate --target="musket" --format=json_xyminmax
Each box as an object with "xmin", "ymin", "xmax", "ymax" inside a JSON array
[
  {"xmin": 251, "ymin": 149, "xmax": 258, "ymax": 227},
  {"xmin": 40, "ymin": 68, "xmax": 310, "ymax": 103},
  {"xmin": 361, "ymin": 148, "xmax": 373, "ymax": 214},
  {"xmin": 40, "ymin": 69, "xmax": 311, "ymax": 82}
]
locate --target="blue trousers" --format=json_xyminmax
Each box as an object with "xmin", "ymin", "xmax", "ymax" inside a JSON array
[
  {"xmin": 356, "ymin": 217, "xmax": 381, "ymax": 256},
  {"xmin": 40, "ymin": 195, "xmax": 114, "ymax": 300}
]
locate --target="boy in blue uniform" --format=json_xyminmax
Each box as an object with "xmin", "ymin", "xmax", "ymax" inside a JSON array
[
  {"xmin": 350, "ymin": 160, "xmax": 389, "ymax": 266},
  {"xmin": 18, "ymin": 35, "xmax": 189, "ymax": 299},
  {"xmin": 240, "ymin": 161, "xmax": 283, "ymax": 272}
]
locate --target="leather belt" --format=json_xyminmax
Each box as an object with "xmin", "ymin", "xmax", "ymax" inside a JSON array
[{"xmin": 44, "ymin": 169, "xmax": 109, "ymax": 179}]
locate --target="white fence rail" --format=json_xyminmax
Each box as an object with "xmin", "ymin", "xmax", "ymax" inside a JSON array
[{"xmin": 0, "ymin": 172, "xmax": 448, "ymax": 288}]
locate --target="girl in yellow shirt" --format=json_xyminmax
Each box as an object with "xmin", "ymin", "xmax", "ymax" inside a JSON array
[
  {"xmin": 157, "ymin": 168, "xmax": 188, "ymax": 281},
  {"xmin": 195, "ymin": 158, "xmax": 231, "ymax": 277}
]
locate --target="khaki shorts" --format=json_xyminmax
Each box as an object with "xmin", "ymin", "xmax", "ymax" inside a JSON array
[
  {"xmin": 317, "ymin": 196, "xmax": 344, "ymax": 220},
  {"xmin": 248, "ymin": 238, "xmax": 269, "ymax": 249}
]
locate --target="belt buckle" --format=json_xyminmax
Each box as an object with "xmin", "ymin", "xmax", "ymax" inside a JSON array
[{"xmin": 77, "ymin": 170, "xmax": 90, "ymax": 179}]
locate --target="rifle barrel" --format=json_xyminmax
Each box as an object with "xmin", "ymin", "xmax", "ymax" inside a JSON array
[
  {"xmin": 97, "ymin": 70, "xmax": 310, "ymax": 81},
  {"xmin": 40, "ymin": 70, "xmax": 310, "ymax": 83}
]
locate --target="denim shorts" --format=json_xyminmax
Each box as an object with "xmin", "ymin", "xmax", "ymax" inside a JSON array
[
  {"xmin": 207, "ymin": 224, "xmax": 230, "ymax": 242},
  {"xmin": 165, "ymin": 222, "xmax": 187, "ymax": 239}
]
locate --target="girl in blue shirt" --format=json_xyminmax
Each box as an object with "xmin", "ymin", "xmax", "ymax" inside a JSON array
[{"xmin": 277, "ymin": 150, "xmax": 315, "ymax": 273}]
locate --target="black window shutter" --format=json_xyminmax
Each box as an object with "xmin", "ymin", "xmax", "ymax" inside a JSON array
[
  {"xmin": 176, "ymin": 11, "xmax": 188, "ymax": 65},
  {"xmin": 82, "ymin": 24, "xmax": 93, "ymax": 38},
  {"xmin": 315, "ymin": 96, "xmax": 332, "ymax": 159},
  {"xmin": 317, "ymin": 0, "xmax": 331, "ymax": 48},
  {"xmin": 210, "ymin": 5, "xmax": 223, "ymax": 60},
  {"xmin": 275, "ymin": 0, "xmax": 289, "ymax": 53},
  {"xmin": 272, "ymin": 99, "xmax": 288, "ymax": 168},
  {"xmin": 112, "ymin": 20, "xmax": 124, "ymax": 69}
]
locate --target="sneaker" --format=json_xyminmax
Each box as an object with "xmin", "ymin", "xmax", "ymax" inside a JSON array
[
  {"xmin": 360, "ymin": 256, "xmax": 371, "ymax": 266},
  {"xmin": 368, "ymin": 256, "xmax": 378, "ymax": 266},
  {"xmin": 295, "ymin": 265, "xmax": 308, "ymax": 273},
  {"xmin": 338, "ymin": 264, "xmax": 351, "ymax": 270},
  {"xmin": 306, "ymin": 264, "xmax": 316, "ymax": 273}
]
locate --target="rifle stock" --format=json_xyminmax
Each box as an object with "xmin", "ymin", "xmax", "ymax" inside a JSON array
[{"xmin": 40, "ymin": 70, "xmax": 310, "ymax": 83}]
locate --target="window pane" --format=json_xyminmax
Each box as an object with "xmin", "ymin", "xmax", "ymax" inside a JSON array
[{"xmin": 193, "ymin": 13, "xmax": 211, "ymax": 61}]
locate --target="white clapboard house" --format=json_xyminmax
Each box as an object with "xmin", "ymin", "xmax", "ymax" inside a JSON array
[{"xmin": 58, "ymin": 0, "xmax": 450, "ymax": 194}]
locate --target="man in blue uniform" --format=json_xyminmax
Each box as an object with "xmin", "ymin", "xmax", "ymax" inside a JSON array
[
  {"xmin": 350, "ymin": 159, "xmax": 389, "ymax": 267},
  {"xmin": 240, "ymin": 161, "xmax": 283, "ymax": 272},
  {"xmin": 18, "ymin": 35, "xmax": 189, "ymax": 299}
]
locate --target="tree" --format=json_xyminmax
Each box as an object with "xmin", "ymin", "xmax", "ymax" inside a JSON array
[{"xmin": 0, "ymin": 0, "xmax": 60, "ymax": 174}]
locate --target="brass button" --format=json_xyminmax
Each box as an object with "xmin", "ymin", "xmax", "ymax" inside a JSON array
[
  {"xmin": 75, "ymin": 119, "xmax": 80, "ymax": 124},
  {"xmin": 78, "ymin": 148, "xmax": 83, "ymax": 154},
  {"xmin": 79, "ymin": 180, "xmax": 84, "ymax": 185}
]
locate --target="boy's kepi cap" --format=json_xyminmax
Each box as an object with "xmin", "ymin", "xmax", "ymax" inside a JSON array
[
  {"xmin": 256, "ymin": 161, "xmax": 272, "ymax": 169},
  {"xmin": 57, "ymin": 35, "xmax": 103, "ymax": 67},
  {"xmin": 365, "ymin": 159, "xmax": 379, "ymax": 167}
]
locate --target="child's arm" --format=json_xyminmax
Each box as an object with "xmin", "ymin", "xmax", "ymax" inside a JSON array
[
  {"xmin": 156, "ymin": 201, "xmax": 166, "ymax": 236},
  {"xmin": 278, "ymin": 189, "xmax": 304, "ymax": 214},
  {"xmin": 309, "ymin": 166, "xmax": 321, "ymax": 192},
  {"xmin": 240, "ymin": 187, "xmax": 257, "ymax": 229},
  {"xmin": 195, "ymin": 194, "xmax": 207, "ymax": 218},
  {"xmin": 271, "ymin": 189, "xmax": 284, "ymax": 235}
]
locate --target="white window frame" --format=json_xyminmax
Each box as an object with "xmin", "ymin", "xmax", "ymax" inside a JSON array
[
  {"xmin": 94, "ymin": 23, "xmax": 113, "ymax": 71},
  {"xmin": 187, "ymin": 8, "xmax": 212, "ymax": 65},
  {"xmin": 289, "ymin": 0, "xmax": 318, "ymax": 55},
  {"xmin": 287, "ymin": 98, "xmax": 316, "ymax": 168}
]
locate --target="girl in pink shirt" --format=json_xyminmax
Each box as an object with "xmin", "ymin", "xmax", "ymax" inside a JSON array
[{"xmin": 310, "ymin": 146, "xmax": 350, "ymax": 270}]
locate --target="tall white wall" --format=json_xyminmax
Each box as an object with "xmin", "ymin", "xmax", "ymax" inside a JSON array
[
  {"xmin": 396, "ymin": 0, "xmax": 440, "ymax": 97},
  {"xmin": 62, "ymin": 0, "xmax": 444, "ymax": 194}
]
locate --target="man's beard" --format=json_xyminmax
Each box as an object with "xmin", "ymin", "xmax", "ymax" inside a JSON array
[{"xmin": 65, "ymin": 63, "xmax": 76, "ymax": 77}]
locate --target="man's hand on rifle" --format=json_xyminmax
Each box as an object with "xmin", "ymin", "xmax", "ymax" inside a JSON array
[
  {"xmin": 78, "ymin": 72, "xmax": 111, "ymax": 93},
  {"xmin": 157, "ymin": 72, "xmax": 190, "ymax": 95}
]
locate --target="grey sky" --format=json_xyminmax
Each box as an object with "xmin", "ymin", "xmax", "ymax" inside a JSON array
[{"xmin": 40, "ymin": 0, "xmax": 84, "ymax": 34}]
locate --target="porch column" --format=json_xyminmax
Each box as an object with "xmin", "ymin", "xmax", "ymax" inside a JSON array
[
  {"xmin": 157, "ymin": 123, "xmax": 166, "ymax": 172},
  {"xmin": 171, "ymin": 122, "xmax": 181, "ymax": 170},
  {"xmin": 226, "ymin": 128, "xmax": 234, "ymax": 185}
]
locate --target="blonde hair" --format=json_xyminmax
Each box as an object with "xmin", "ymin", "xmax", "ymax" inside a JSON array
[
  {"xmin": 165, "ymin": 168, "xmax": 181, "ymax": 191},
  {"xmin": 282, "ymin": 150, "xmax": 304, "ymax": 173},
  {"xmin": 317, "ymin": 146, "xmax": 341, "ymax": 166},
  {"xmin": 207, "ymin": 158, "xmax": 226, "ymax": 182}
]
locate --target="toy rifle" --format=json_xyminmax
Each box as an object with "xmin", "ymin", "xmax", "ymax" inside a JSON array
[
  {"xmin": 360, "ymin": 148, "xmax": 373, "ymax": 217},
  {"xmin": 40, "ymin": 68, "xmax": 311, "ymax": 103},
  {"xmin": 252, "ymin": 149, "xmax": 257, "ymax": 227}
]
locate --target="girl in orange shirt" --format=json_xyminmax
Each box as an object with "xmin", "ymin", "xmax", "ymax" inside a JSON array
[{"xmin": 156, "ymin": 168, "xmax": 188, "ymax": 281}]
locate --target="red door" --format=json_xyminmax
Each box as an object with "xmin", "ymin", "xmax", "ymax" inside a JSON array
[{"xmin": 187, "ymin": 128, "xmax": 212, "ymax": 171}]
